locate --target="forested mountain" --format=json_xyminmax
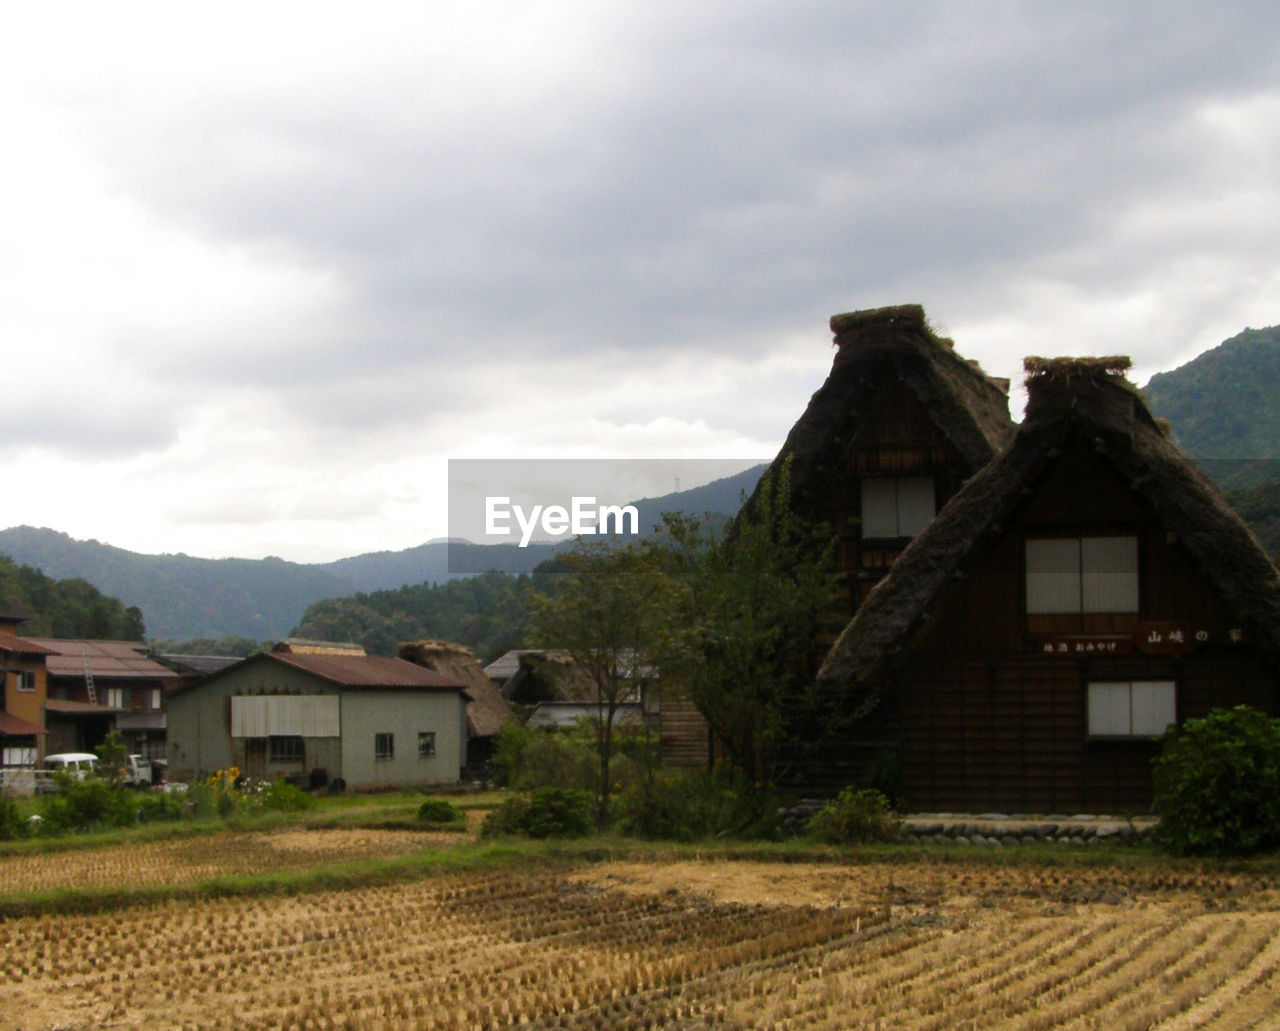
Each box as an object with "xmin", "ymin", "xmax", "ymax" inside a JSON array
[
  {"xmin": 292, "ymin": 570, "xmax": 536, "ymax": 660},
  {"xmin": 1143, "ymin": 324, "xmax": 1280, "ymax": 489},
  {"xmin": 0, "ymin": 554, "xmax": 146, "ymax": 639}
]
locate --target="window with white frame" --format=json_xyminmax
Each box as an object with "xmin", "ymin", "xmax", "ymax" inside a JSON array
[
  {"xmin": 1026, "ymin": 536, "xmax": 1139, "ymax": 614},
  {"xmin": 417, "ymin": 732, "xmax": 436, "ymax": 758},
  {"xmin": 149, "ymin": 688, "xmax": 161, "ymax": 710},
  {"xmin": 16, "ymin": 671, "xmax": 35, "ymax": 692},
  {"xmin": 1087, "ymin": 681, "xmax": 1176, "ymax": 738},
  {"xmin": 104, "ymin": 687, "xmax": 124, "ymax": 709},
  {"xmin": 269, "ymin": 736, "xmax": 304, "ymax": 763},
  {"xmin": 860, "ymin": 476, "xmax": 936, "ymax": 538},
  {"xmin": 375, "ymin": 732, "xmax": 394, "ymax": 761}
]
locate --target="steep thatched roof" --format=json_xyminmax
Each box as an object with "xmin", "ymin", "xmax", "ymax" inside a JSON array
[
  {"xmin": 819, "ymin": 357, "xmax": 1280, "ymax": 687},
  {"xmin": 499, "ymin": 650, "xmax": 599, "ymax": 704},
  {"xmin": 757, "ymin": 304, "xmax": 1014, "ymax": 518},
  {"xmin": 398, "ymin": 640, "xmax": 513, "ymax": 738}
]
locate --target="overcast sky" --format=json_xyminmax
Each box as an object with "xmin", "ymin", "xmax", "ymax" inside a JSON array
[{"xmin": 2, "ymin": 2, "xmax": 1277, "ymax": 563}]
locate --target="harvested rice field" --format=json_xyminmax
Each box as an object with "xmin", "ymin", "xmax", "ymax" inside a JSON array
[{"xmin": 3, "ymin": 835, "xmax": 1280, "ymax": 1030}]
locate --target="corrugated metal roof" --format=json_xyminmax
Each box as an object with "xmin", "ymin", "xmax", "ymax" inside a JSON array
[
  {"xmin": 265, "ymin": 652, "xmax": 468, "ymax": 690},
  {"xmin": 154, "ymin": 654, "xmax": 242, "ymax": 676},
  {"xmin": 29, "ymin": 639, "xmax": 181, "ymax": 680},
  {"xmin": 0, "ymin": 632, "xmax": 56, "ymax": 656}
]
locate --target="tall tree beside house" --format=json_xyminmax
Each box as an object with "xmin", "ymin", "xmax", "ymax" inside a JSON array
[
  {"xmin": 525, "ymin": 542, "xmax": 675, "ymax": 828},
  {"xmin": 656, "ymin": 464, "xmax": 838, "ymax": 787}
]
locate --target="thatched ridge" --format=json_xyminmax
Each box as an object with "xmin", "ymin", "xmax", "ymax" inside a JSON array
[
  {"xmin": 755, "ymin": 304, "xmax": 1014, "ymax": 521},
  {"xmin": 397, "ymin": 640, "xmax": 512, "ymax": 738},
  {"xmin": 819, "ymin": 360, "xmax": 1280, "ymax": 687}
]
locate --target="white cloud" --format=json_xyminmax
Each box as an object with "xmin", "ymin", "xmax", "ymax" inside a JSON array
[{"xmin": 1, "ymin": 2, "xmax": 1278, "ymax": 561}]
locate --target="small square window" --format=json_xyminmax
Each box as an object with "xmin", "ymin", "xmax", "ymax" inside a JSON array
[
  {"xmin": 375, "ymin": 732, "xmax": 395, "ymax": 761},
  {"xmin": 1027, "ymin": 536, "xmax": 1138, "ymax": 614},
  {"xmin": 1087, "ymin": 681, "xmax": 1175, "ymax": 738},
  {"xmin": 104, "ymin": 687, "xmax": 124, "ymax": 709},
  {"xmin": 16, "ymin": 671, "xmax": 35, "ymax": 693},
  {"xmin": 418, "ymin": 732, "xmax": 436, "ymax": 758}
]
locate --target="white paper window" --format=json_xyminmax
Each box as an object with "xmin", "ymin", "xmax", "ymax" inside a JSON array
[
  {"xmin": 1087, "ymin": 681, "xmax": 1175, "ymax": 737},
  {"xmin": 1027, "ymin": 536, "xmax": 1138, "ymax": 614},
  {"xmin": 104, "ymin": 687, "xmax": 124, "ymax": 709},
  {"xmin": 861, "ymin": 476, "xmax": 935, "ymax": 538}
]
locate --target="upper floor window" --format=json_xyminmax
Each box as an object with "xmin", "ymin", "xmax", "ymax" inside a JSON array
[
  {"xmin": 1026, "ymin": 536, "xmax": 1138, "ymax": 614},
  {"xmin": 15, "ymin": 671, "xmax": 35, "ymax": 693},
  {"xmin": 104, "ymin": 687, "xmax": 124, "ymax": 709},
  {"xmin": 861, "ymin": 476, "xmax": 935, "ymax": 538}
]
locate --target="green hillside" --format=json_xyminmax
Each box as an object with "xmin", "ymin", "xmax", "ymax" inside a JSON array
[
  {"xmin": 1143, "ymin": 325, "xmax": 1280, "ymax": 489},
  {"xmin": 0, "ymin": 554, "xmax": 146, "ymax": 639}
]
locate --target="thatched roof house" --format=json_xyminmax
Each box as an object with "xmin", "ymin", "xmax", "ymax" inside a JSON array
[
  {"xmin": 816, "ymin": 357, "xmax": 1280, "ymax": 812},
  {"xmin": 751, "ymin": 304, "xmax": 1015, "ymax": 616},
  {"xmin": 398, "ymin": 640, "xmax": 514, "ymax": 776}
]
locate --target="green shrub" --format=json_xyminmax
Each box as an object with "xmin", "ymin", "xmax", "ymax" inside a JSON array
[
  {"xmin": 614, "ymin": 766, "xmax": 779, "ymax": 841},
  {"xmin": 416, "ymin": 798, "xmax": 463, "ymax": 825},
  {"xmin": 808, "ymin": 787, "xmax": 901, "ymax": 845},
  {"xmin": 1153, "ymin": 705, "xmax": 1280, "ymax": 856},
  {"xmin": 490, "ymin": 721, "xmax": 598, "ymax": 792},
  {"xmin": 136, "ymin": 791, "xmax": 189, "ymax": 823},
  {"xmin": 480, "ymin": 788, "xmax": 593, "ymax": 839},
  {"xmin": 39, "ymin": 775, "xmax": 137, "ymax": 833},
  {"xmin": 252, "ymin": 780, "xmax": 317, "ymax": 813},
  {"xmin": 0, "ymin": 796, "xmax": 28, "ymax": 840}
]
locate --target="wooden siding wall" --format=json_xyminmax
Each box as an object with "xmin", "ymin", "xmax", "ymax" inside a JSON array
[
  {"xmin": 887, "ymin": 444, "xmax": 1280, "ymax": 813},
  {"xmin": 658, "ymin": 690, "xmax": 711, "ymax": 768}
]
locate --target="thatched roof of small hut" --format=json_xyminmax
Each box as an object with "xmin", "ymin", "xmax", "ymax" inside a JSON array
[
  {"xmin": 819, "ymin": 357, "xmax": 1280, "ymax": 687},
  {"xmin": 752, "ymin": 304, "xmax": 1015, "ymax": 520},
  {"xmin": 499, "ymin": 650, "xmax": 599, "ymax": 705},
  {"xmin": 397, "ymin": 640, "xmax": 513, "ymax": 738}
]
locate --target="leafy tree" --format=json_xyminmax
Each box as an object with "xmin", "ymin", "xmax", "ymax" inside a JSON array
[
  {"xmin": 525, "ymin": 542, "xmax": 675, "ymax": 827},
  {"xmin": 655, "ymin": 464, "xmax": 836, "ymax": 786}
]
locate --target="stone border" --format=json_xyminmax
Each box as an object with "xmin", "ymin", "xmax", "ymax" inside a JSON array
[{"xmin": 778, "ymin": 804, "xmax": 1156, "ymax": 845}]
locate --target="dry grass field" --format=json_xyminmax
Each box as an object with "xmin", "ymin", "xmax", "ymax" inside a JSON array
[{"xmin": 3, "ymin": 830, "xmax": 1280, "ymax": 1030}]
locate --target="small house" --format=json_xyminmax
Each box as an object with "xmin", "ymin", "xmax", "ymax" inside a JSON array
[
  {"xmin": 0, "ymin": 610, "xmax": 52, "ymax": 769},
  {"xmin": 818, "ymin": 357, "xmax": 1280, "ymax": 813},
  {"xmin": 166, "ymin": 650, "xmax": 470, "ymax": 789}
]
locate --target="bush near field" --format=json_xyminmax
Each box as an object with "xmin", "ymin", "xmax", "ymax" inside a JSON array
[{"xmin": 1153, "ymin": 705, "xmax": 1280, "ymax": 856}]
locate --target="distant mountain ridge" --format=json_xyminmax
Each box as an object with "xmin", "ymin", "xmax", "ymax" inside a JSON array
[{"xmin": 0, "ymin": 464, "xmax": 766, "ymax": 641}]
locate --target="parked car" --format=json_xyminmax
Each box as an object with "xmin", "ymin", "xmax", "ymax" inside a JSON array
[{"xmin": 36, "ymin": 752, "xmax": 100, "ymax": 793}]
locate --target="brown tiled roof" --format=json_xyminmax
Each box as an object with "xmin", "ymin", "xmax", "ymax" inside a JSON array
[
  {"xmin": 265, "ymin": 652, "xmax": 468, "ymax": 690},
  {"xmin": 0, "ymin": 712, "xmax": 46, "ymax": 736},
  {"xmin": 0, "ymin": 632, "xmax": 56, "ymax": 656},
  {"xmin": 29, "ymin": 639, "xmax": 181, "ymax": 681}
]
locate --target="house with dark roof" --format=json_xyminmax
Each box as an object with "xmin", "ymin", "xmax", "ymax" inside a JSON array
[
  {"xmin": 817, "ymin": 357, "xmax": 1280, "ymax": 813},
  {"xmin": 165, "ymin": 648, "xmax": 470, "ymax": 788}
]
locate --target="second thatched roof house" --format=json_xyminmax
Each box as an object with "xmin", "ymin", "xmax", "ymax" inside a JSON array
[{"xmin": 818, "ymin": 357, "xmax": 1280, "ymax": 813}]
